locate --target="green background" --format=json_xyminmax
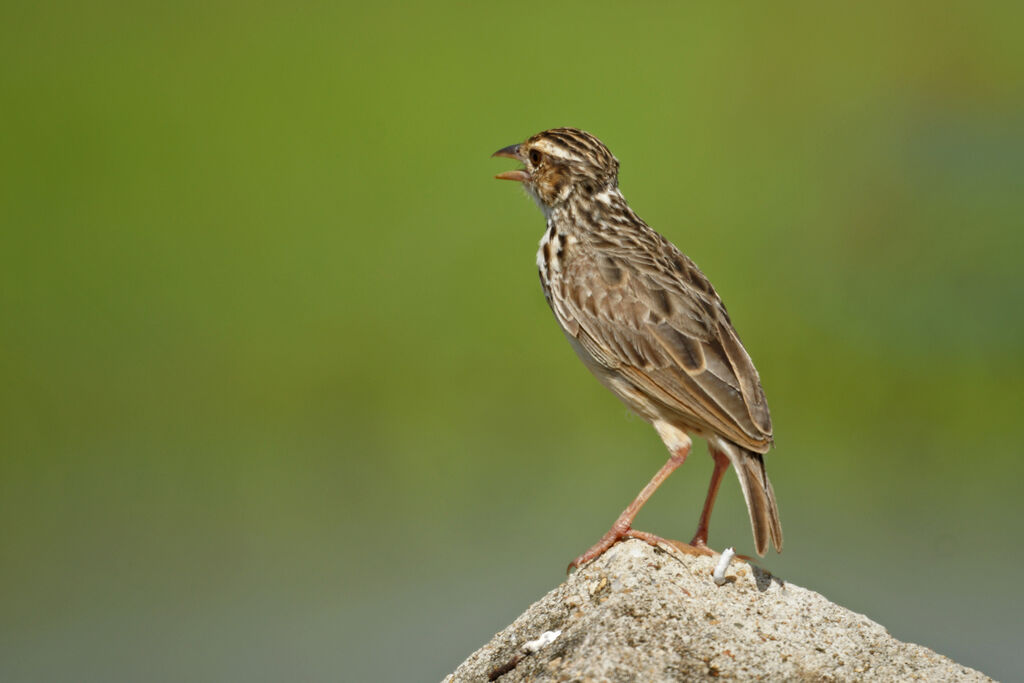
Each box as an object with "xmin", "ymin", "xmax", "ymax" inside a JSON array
[{"xmin": 2, "ymin": 2, "xmax": 1022, "ymax": 681}]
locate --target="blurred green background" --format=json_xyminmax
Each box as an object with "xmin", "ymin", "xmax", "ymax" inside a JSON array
[{"xmin": 2, "ymin": 2, "xmax": 1022, "ymax": 681}]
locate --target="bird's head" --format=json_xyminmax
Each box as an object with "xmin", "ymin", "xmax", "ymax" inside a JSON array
[{"xmin": 493, "ymin": 128, "xmax": 619, "ymax": 210}]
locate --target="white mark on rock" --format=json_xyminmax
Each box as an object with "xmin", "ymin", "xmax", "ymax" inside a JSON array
[
  {"xmin": 713, "ymin": 547, "xmax": 736, "ymax": 586},
  {"xmin": 523, "ymin": 630, "xmax": 562, "ymax": 654}
]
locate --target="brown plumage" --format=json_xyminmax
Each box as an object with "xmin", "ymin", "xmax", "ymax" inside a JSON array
[{"xmin": 494, "ymin": 128, "xmax": 782, "ymax": 565}]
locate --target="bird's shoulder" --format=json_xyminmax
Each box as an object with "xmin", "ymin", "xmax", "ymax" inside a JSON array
[{"xmin": 560, "ymin": 222, "xmax": 728, "ymax": 344}]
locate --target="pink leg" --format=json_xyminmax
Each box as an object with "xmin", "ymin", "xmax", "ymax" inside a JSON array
[
  {"xmin": 690, "ymin": 447, "xmax": 730, "ymax": 548},
  {"xmin": 569, "ymin": 440, "xmax": 691, "ymax": 571}
]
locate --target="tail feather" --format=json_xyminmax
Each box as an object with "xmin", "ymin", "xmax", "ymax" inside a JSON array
[{"xmin": 732, "ymin": 450, "xmax": 783, "ymax": 556}]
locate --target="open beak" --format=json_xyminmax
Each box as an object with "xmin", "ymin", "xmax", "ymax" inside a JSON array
[{"xmin": 492, "ymin": 143, "xmax": 529, "ymax": 182}]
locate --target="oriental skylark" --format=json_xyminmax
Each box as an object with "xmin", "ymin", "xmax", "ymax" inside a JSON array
[{"xmin": 494, "ymin": 128, "xmax": 782, "ymax": 569}]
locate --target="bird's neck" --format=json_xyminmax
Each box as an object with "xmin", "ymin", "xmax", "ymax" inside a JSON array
[{"xmin": 545, "ymin": 186, "xmax": 634, "ymax": 237}]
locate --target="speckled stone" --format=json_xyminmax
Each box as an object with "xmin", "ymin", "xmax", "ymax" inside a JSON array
[{"xmin": 445, "ymin": 540, "xmax": 991, "ymax": 682}]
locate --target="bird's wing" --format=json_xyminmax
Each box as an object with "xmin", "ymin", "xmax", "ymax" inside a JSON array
[{"xmin": 551, "ymin": 239, "xmax": 772, "ymax": 452}]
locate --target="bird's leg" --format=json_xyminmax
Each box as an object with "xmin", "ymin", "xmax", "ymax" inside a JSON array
[
  {"xmin": 690, "ymin": 447, "xmax": 731, "ymax": 549},
  {"xmin": 568, "ymin": 437, "xmax": 691, "ymax": 572}
]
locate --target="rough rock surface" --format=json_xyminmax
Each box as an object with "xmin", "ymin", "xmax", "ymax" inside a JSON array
[{"xmin": 445, "ymin": 539, "xmax": 990, "ymax": 682}]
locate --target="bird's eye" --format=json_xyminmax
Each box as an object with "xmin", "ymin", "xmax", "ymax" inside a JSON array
[{"xmin": 529, "ymin": 149, "xmax": 542, "ymax": 165}]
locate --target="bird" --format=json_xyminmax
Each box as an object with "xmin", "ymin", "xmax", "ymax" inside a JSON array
[{"xmin": 493, "ymin": 127, "xmax": 782, "ymax": 569}]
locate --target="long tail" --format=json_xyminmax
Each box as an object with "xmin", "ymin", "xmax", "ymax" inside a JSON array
[{"xmin": 726, "ymin": 446, "xmax": 783, "ymax": 556}]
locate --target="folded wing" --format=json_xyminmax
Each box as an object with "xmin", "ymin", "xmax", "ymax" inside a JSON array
[{"xmin": 549, "ymin": 237, "xmax": 772, "ymax": 452}]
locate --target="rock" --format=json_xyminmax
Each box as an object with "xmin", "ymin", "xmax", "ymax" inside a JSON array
[{"xmin": 444, "ymin": 539, "xmax": 990, "ymax": 682}]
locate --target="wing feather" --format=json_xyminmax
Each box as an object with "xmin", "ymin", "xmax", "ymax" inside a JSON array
[{"xmin": 554, "ymin": 242, "xmax": 772, "ymax": 452}]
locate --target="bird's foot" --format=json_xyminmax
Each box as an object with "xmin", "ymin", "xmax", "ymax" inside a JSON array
[
  {"xmin": 684, "ymin": 536, "xmax": 716, "ymax": 557},
  {"xmin": 685, "ymin": 534, "xmax": 717, "ymax": 557},
  {"xmin": 568, "ymin": 527, "xmax": 710, "ymax": 573},
  {"xmin": 567, "ymin": 523, "xmax": 629, "ymax": 573}
]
